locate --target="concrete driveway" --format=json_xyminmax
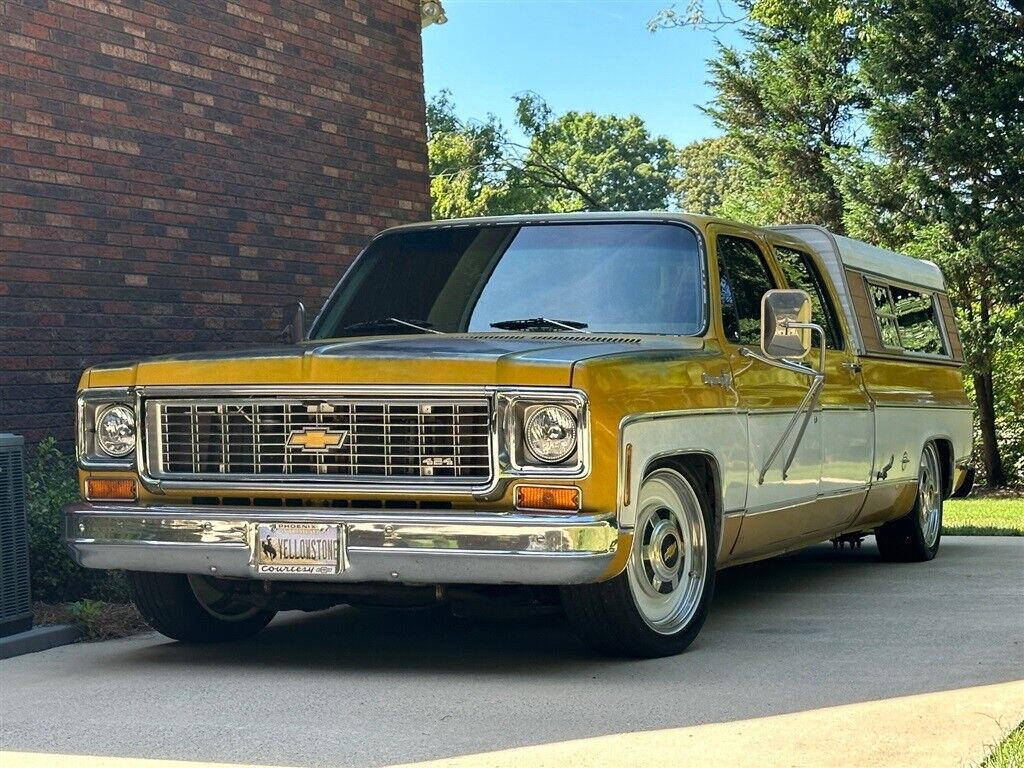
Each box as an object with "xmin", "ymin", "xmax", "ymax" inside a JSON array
[{"xmin": 1, "ymin": 537, "xmax": 1022, "ymax": 768}]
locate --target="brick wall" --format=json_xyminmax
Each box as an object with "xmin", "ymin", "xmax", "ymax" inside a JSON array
[{"xmin": 0, "ymin": 0, "xmax": 431, "ymax": 445}]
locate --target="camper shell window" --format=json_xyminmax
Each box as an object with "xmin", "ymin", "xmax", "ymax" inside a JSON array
[{"xmin": 867, "ymin": 279, "xmax": 949, "ymax": 357}]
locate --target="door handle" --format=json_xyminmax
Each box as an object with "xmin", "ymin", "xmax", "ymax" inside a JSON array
[{"xmin": 841, "ymin": 361, "xmax": 862, "ymax": 374}]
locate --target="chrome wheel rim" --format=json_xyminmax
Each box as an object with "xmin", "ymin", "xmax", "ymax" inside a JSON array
[
  {"xmin": 627, "ymin": 470, "xmax": 708, "ymax": 635},
  {"xmin": 188, "ymin": 575, "xmax": 263, "ymax": 622},
  {"xmin": 918, "ymin": 445, "xmax": 942, "ymax": 548}
]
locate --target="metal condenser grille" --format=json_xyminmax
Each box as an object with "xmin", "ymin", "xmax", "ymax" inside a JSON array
[
  {"xmin": 0, "ymin": 433, "xmax": 31, "ymax": 633},
  {"xmin": 146, "ymin": 397, "xmax": 492, "ymax": 483}
]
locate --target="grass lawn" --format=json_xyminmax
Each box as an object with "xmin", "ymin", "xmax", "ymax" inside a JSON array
[
  {"xmin": 980, "ymin": 721, "xmax": 1024, "ymax": 768},
  {"xmin": 944, "ymin": 495, "xmax": 1024, "ymax": 536}
]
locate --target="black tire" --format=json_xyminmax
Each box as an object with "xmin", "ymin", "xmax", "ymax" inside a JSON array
[
  {"xmin": 127, "ymin": 571, "xmax": 276, "ymax": 642},
  {"xmin": 561, "ymin": 466, "xmax": 716, "ymax": 658},
  {"xmin": 875, "ymin": 442, "xmax": 944, "ymax": 563}
]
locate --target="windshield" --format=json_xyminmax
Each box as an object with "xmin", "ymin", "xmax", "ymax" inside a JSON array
[{"xmin": 310, "ymin": 222, "xmax": 706, "ymax": 339}]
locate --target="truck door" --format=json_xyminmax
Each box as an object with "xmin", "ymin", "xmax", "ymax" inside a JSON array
[
  {"xmin": 772, "ymin": 244, "xmax": 873, "ymax": 534},
  {"xmin": 711, "ymin": 226, "xmax": 823, "ymax": 555}
]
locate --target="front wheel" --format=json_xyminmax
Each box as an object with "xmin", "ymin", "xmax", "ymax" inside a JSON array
[
  {"xmin": 127, "ymin": 572, "xmax": 276, "ymax": 642},
  {"xmin": 561, "ymin": 467, "xmax": 716, "ymax": 658},
  {"xmin": 875, "ymin": 442, "xmax": 944, "ymax": 562}
]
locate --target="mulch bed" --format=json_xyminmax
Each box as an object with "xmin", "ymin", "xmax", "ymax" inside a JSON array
[{"xmin": 33, "ymin": 601, "xmax": 150, "ymax": 641}]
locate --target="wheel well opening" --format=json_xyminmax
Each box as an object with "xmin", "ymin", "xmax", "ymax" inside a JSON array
[{"xmin": 931, "ymin": 438, "xmax": 954, "ymax": 498}]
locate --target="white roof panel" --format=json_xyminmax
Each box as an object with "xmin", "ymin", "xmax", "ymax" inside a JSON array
[
  {"xmin": 772, "ymin": 225, "xmax": 948, "ymax": 355},
  {"xmin": 831, "ymin": 234, "xmax": 945, "ymax": 291},
  {"xmin": 772, "ymin": 225, "xmax": 945, "ymax": 291}
]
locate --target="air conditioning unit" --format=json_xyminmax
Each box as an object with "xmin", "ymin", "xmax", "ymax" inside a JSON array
[{"xmin": 0, "ymin": 434, "xmax": 31, "ymax": 637}]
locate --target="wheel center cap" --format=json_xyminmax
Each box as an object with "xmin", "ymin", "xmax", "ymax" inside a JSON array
[
  {"xmin": 647, "ymin": 519, "xmax": 683, "ymax": 583},
  {"xmin": 661, "ymin": 535, "xmax": 679, "ymax": 569}
]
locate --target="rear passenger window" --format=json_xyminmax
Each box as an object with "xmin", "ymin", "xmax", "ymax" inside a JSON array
[
  {"xmin": 774, "ymin": 246, "xmax": 843, "ymax": 350},
  {"xmin": 869, "ymin": 281, "xmax": 948, "ymax": 356},
  {"xmin": 717, "ymin": 236, "xmax": 777, "ymax": 345}
]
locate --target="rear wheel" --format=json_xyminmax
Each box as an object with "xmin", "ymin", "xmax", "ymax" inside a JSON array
[
  {"xmin": 561, "ymin": 467, "xmax": 716, "ymax": 658},
  {"xmin": 875, "ymin": 442, "xmax": 943, "ymax": 562},
  {"xmin": 127, "ymin": 572, "xmax": 276, "ymax": 642}
]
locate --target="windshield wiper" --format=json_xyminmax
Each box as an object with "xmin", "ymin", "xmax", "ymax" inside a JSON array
[
  {"xmin": 490, "ymin": 317, "xmax": 590, "ymax": 333},
  {"xmin": 341, "ymin": 317, "xmax": 444, "ymax": 335}
]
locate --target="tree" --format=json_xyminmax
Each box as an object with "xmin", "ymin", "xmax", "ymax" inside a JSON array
[
  {"xmin": 857, "ymin": 0, "xmax": 1024, "ymax": 486},
  {"xmin": 505, "ymin": 93, "xmax": 679, "ymax": 212},
  {"xmin": 673, "ymin": 136, "xmax": 742, "ymax": 214},
  {"xmin": 426, "ymin": 92, "xmax": 678, "ymax": 217},
  {"xmin": 653, "ymin": 1, "xmax": 869, "ymax": 231},
  {"xmin": 655, "ymin": 0, "xmax": 1024, "ymax": 484},
  {"xmin": 426, "ymin": 90, "xmax": 510, "ymax": 219}
]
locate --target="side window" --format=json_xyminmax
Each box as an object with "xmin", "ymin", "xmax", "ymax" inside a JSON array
[
  {"xmin": 869, "ymin": 282, "xmax": 902, "ymax": 348},
  {"xmin": 868, "ymin": 280, "xmax": 948, "ymax": 356},
  {"xmin": 717, "ymin": 235, "xmax": 777, "ymax": 345},
  {"xmin": 774, "ymin": 246, "xmax": 843, "ymax": 350},
  {"xmin": 891, "ymin": 285, "xmax": 947, "ymax": 355}
]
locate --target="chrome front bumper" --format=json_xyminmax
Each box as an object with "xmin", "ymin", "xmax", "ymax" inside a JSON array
[{"xmin": 65, "ymin": 503, "xmax": 620, "ymax": 585}]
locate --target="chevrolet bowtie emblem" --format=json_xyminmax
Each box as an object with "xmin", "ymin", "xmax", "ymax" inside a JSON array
[{"xmin": 287, "ymin": 428, "xmax": 348, "ymax": 452}]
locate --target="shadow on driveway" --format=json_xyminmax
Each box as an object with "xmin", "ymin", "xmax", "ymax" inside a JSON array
[{"xmin": 1, "ymin": 537, "xmax": 1021, "ymax": 768}]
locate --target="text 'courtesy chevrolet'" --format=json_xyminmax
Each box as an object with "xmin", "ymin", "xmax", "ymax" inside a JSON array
[{"xmin": 68, "ymin": 213, "xmax": 973, "ymax": 657}]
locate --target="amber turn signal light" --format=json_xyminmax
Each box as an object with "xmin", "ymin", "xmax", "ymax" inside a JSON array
[
  {"xmin": 515, "ymin": 485, "xmax": 580, "ymax": 512},
  {"xmin": 85, "ymin": 478, "xmax": 138, "ymax": 501}
]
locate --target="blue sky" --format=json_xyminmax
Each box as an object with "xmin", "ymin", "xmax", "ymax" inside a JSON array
[{"xmin": 421, "ymin": 0, "xmax": 743, "ymax": 147}]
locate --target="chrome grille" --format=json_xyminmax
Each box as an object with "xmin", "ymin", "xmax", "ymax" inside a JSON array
[{"xmin": 145, "ymin": 397, "xmax": 492, "ymax": 484}]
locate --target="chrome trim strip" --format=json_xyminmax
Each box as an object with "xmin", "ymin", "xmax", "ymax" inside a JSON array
[
  {"xmin": 136, "ymin": 384, "xmax": 502, "ymax": 398},
  {"xmin": 872, "ymin": 403, "xmax": 973, "ymax": 411},
  {"xmin": 65, "ymin": 503, "xmax": 618, "ymax": 585},
  {"xmin": 739, "ymin": 487, "xmax": 870, "ymax": 518},
  {"xmin": 145, "ymin": 395, "xmax": 492, "ymax": 485}
]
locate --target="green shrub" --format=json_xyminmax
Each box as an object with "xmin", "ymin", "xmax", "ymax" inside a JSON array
[{"xmin": 25, "ymin": 438, "xmax": 127, "ymax": 603}]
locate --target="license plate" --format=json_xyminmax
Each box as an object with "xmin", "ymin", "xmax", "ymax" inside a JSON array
[{"xmin": 255, "ymin": 522, "xmax": 343, "ymax": 575}]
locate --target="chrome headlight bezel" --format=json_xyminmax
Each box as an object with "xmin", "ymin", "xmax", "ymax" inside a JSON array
[
  {"xmin": 496, "ymin": 389, "xmax": 588, "ymax": 477},
  {"xmin": 77, "ymin": 388, "xmax": 138, "ymax": 469}
]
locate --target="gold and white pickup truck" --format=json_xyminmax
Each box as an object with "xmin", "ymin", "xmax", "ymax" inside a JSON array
[{"xmin": 67, "ymin": 212, "xmax": 973, "ymax": 657}]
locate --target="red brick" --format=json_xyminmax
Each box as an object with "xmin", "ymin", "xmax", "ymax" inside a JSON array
[{"xmin": 1, "ymin": 0, "xmax": 430, "ymax": 448}]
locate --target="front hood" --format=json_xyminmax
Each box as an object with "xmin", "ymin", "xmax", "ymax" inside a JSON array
[{"xmin": 85, "ymin": 334, "xmax": 704, "ymax": 389}]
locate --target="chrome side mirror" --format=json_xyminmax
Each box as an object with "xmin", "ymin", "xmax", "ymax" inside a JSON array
[
  {"xmin": 761, "ymin": 289, "xmax": 812, "ymax": 360},
  {"xmin": 280, "ymin": 301, "xmax": 306, "ymax": 344}
]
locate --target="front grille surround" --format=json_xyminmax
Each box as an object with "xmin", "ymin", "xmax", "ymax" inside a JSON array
[{"xmin": 143, "ymin": 391, "xmax": 495, "ymax": 489}]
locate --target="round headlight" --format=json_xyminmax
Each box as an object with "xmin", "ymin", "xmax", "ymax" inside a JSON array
[
  {"xmin": 524, "ymin": 405, "xmax": 577, "ymax": 464},
  {"xmin": 96, "ymin": 404, "xmax": 136, "ymax": 457}
]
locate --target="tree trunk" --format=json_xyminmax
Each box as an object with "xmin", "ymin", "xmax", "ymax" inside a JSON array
[{"xmin": 973, "ymin": 369, "xmax": 1007, "ymax": 488}]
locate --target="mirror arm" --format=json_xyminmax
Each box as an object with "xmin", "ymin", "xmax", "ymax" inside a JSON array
[
  {"xmin": 781, "ymin": 321, "xmax": 826, "ymax": 374},
  {"xmin": 779, "ymin": 375, "xmax": 825, "ymax": 480},
  {"xmin": 744, "ymin": 323, "xmax": 828, "ymax": 485}
]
